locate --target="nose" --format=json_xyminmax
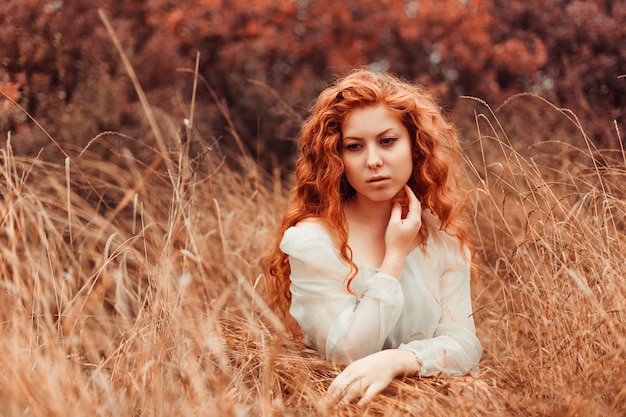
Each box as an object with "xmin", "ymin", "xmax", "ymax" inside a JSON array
[{"xmin": 366, "ymin": 146, "xmax": 383, "ymax": 168}]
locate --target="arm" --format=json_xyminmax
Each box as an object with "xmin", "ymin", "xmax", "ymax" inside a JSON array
[
  {"xmin": 321, "ymin": 186, "xmax": 431, "ymax": 406},
  {"xmin": 327, "ymin": 348, "xmax": 420, "ymax": 407},
  {"xmin": 281, "ymin": 224, "xmax": 405, "ymax": 363},
  {"xmin": 379, "ymin": 184, "xmax": 423, "ymax": 279},
  {"xmin": 398, "ymin": 238, "xmax": 482, "ymax": 376},
  {"xmin": 285, "ymin": 185, "xmax": 423, "ymax": 363},
  {"xmin": 326, "ymin": 195, "xmax": 481, "ymax": 405},
  {"xmin": 325, "ymin": 237, "xmax": 481, "ymax": 407}
]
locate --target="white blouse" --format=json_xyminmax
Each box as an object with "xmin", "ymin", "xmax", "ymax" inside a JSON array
[{"xmin": 279, "ymin": 210, "xmax": 482, "ymax": 376}]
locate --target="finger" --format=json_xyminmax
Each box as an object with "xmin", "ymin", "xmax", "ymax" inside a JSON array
[
  {"xmin": 357, "ymin": 381, "xmax": 386, "ymax": 407},
  {"xmin": 327, "ymin": 369, "xmax": 353, "ymax": 402},
  {"xmin": 404, "ymin": 184, "xmax": 419, "ymax": 207},
  {"xmin": 391, "ymin": 196, "xmax": 408, "ymax": 205},
  {"xmin": 325, "ymin": 384, "xmax": 340, "ymax": 405},
  {"xmin": 326, "ymin": 379, "xmax": 343, "ymax": 402},
  {"xmin": 323, "ymin": 392, "xmax": 341, "ymax": 407},
  {"xmin": 391, "ymin": 195, "xmax": 409, "ymax": 219},
  {"xmin": 403, "ymin": 185, "xmax": 422, "ymax": 220},
  {"xmin": 339, "ymin": 378, "xmax": 365, "ymax": 406},
  {"xmin": 389, "ymin": 202, "xmax": 403, "ymax": 222}
]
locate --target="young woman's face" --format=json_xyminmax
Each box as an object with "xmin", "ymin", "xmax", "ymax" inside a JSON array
[{"xmin": 340, "ymin": 104, "xmax": 413, "ymax": 204}]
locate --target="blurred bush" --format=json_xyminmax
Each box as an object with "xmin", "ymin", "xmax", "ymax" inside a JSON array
[
  {"xmin": 1, "ymin": 0, "xmax": 624, "ymax": 161},
  {"xmin": 489, "ymin": 0, "xmax": 626, "ymax": 145}
]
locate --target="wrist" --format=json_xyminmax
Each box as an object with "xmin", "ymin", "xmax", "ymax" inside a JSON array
[
  {"xmin": 395, "ymin": 349, "xmax": 421, "ymax": 377},
  {"xmin": 379, "ymin": 252, "xmax": 405, "ymax": 280}
]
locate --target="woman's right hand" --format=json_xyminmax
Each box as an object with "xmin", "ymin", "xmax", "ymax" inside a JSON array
[
  {"xmin": 379, "ymin": 185, "xmax": 422, "ymax": 279},
  {"xmin": 326, "ymin": 349, "xmax": 421, "ymax": 407}
]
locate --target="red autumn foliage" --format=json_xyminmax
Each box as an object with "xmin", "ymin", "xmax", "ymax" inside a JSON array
[{"xmin": 0, "ymin": 0, "xmax": 623, "ymax": 157}]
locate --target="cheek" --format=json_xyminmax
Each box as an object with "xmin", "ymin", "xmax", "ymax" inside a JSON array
[
  {"xmin": 396, "ymin": 145, "xmax": 414, "ymax": 179},
  {"xmin": 342, "ymin": 159, "xmax": 359, "ymax": 182},
  {"xmin": 400, "ymin": 160, "xmax": 414, "ymax": 183}
]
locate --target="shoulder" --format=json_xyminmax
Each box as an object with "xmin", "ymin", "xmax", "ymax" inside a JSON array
[
  {"xmin": 295, "ymin": 217, "xmax": 331, "ymax": 231},
  {"xmin": 280, "ymin": 217, "xmax": 347, "ymax": 272},
  {"xmin": 423, "ymin": 210, "xmax": 470, "ymax": 261},
  {"xmin": 280, "ymin": 217, "xmax": 337, "ymax": 254}
]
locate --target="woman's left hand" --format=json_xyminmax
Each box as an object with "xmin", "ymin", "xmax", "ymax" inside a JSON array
[{"xmin": 326, "ymin": 349, "xmax": 420, "ymax": 407}]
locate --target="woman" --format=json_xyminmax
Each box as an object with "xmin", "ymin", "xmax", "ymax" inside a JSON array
[{"xmin": 262, "ymin": 69, "xmax": 482, "ymax": 406}]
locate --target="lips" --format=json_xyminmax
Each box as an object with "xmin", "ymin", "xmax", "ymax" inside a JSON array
[{"xmin": 366, "ymin": 176, "xmax": 390, "ymax": 183}]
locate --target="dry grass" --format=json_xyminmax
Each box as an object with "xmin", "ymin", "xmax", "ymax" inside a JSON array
[
  {"xmin": 1, "ymin": 69, "xmax": 625, "ymax": 416},
  {"xmin": 460, "ymin": 95, "xmax": 626, "ymax": 416}
]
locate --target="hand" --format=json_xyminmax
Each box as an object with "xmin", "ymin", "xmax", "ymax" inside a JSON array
[
  {"xmin": 380, "ymin": 185, "xmax": 422, "ymax": 278},
  {"xmin": 326, "ymin": 349, "xmax": 420, "ymax": 407},
  {"xmin": 386, "ymin": 184, "xmax": 422, "ymax": 253},
  {"xmin": 391, "ymin": 186, "xmax": 409, "ymax": 219}
]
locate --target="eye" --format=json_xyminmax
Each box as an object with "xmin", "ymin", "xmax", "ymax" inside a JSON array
[
  {"xmin": 380, "ymin": 137, "xmax": 397, "ymax": 146},
  {"xmin": 344, "ymin": 142, "xmax": 362, "ymax": 152}
]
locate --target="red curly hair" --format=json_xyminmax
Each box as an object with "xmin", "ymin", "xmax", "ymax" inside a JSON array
[{"xmin": 261, "ymin": 69, "xmax": 471, "ymax": 326}]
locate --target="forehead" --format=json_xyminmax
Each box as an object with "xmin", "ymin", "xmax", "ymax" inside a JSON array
[{"xmin": 341, "ymin": 104, "xmax": 404, "ymax": 137}]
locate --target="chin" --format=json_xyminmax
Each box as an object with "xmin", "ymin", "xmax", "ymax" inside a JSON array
[
  {"xmin": 362, "ymin": 191, "xmax": 402, "ymax": 203},
  {"xmin": 353, "ymin": 182, "xmax": 407, "ymax": 203}
]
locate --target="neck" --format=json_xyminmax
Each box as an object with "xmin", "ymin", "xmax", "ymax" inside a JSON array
[{"xmin": 345, "ymin": 195, "xmax": 393, "ymax": 231}]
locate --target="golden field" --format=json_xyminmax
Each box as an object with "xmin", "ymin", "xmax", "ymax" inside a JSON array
[{"xmin": 1, "ymin": 82, "xmax": 625, "ymax": 416}]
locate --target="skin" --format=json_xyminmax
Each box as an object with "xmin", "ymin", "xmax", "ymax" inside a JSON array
[{"xmin": 326, "ymin": 104, "xmax": 423, "ymax": 407}]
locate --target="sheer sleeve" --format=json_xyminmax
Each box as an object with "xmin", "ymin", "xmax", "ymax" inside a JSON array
[
  {"xmin": 398, "ymin": 233, "xmax": 482, "ymax": 376},
  {"xmin": 280, "ymin": 225, "xmax": 404, "ymax": 364}
]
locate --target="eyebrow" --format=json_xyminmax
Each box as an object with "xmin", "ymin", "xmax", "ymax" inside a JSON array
[{"xmin": 342, "ymin": 128, "xmax": 399, "ymax": 141}]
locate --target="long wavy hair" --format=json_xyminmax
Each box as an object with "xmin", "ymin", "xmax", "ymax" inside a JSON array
[{"xmin": 261, "ymin": 68, "xmax": 471, "ymax": 326}]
